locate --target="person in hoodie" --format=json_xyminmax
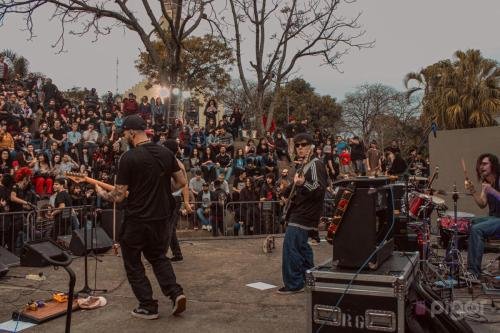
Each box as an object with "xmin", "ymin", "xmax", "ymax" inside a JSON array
[{"xmin": 277, "ymin": 132, "xmax": 327, "ymax": 295}]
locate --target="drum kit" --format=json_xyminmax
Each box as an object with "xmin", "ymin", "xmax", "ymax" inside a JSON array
[{"xmin": 395, "ymin": 172, "xmax": 479, "ymax": 288}]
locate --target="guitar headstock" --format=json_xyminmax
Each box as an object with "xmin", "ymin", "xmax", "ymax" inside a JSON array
[{"xmin": 65, "ymin": 172, "xmax": 87, "ymax": 183}]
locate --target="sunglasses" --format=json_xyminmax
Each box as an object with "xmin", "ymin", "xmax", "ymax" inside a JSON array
[{"xmin": 295, "ymin": 142, "xmax": 310, "ymax": 148}]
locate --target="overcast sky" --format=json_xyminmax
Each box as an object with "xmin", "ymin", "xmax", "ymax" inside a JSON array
[{"xmin": 1, "ymin": 0, "xmax": 499, "ymax": 100}]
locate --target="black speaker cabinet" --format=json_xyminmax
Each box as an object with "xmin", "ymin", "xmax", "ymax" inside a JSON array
[
  {"xmin": 0, "ymin": 246, "xmax": 20, "ymax": 267},
  {"xmin": 69, "ymin": 227, "xmax": 113, "ymax": 256},
  {"xmin": 100, "ymin": 209, "xmax": 123, "ymax": 241},
  {"xmin": 20, "ymin": 240, "xmax": 69, "ymax": 267},
  {"xmin": 0, "ymin": 262, "xmax": 8, "ymax": 277},
  {"xmin": 332, "ymin": 186, "xmax": 394, "ymax": 269}
]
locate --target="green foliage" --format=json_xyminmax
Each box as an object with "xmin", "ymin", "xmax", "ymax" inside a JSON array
[
  {"xmin": 135, "ymin": 34, "xmax": 234, "ymax": 98},
  {"xmin": 1, "ymin": 49, "xmax": 30, "ymax": 79},
  {"xmin": 405, "ymin": 49, "xmax": 499, "ymax": 129},
  {"xmin": 269, "ymin": 78, "xmax": 342, "ymax": 130}
]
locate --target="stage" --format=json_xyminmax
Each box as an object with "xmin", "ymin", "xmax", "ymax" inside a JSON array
[{"xmin": 0, "ymin": 236, "xmax": 499, "ymax": 333}]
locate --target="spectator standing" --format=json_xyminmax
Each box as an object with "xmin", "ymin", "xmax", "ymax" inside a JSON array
[
  {"xmin": 204, "ymin": 99, "xmax": 218, "ymax": 128},
  {"xmin": 367, "ymin": 140, "xmax": 383, "ymax": 176}
]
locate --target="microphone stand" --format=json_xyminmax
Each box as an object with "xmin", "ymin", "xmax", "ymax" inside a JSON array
[{"xmin": 78, "ymin": 207, "xmax": 107, "ymax": 295}]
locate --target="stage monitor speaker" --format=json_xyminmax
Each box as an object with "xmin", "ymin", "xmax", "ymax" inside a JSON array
[
  {"xmin": 332, "ymin": 186, "xmax": 394, "ymax": 269},
  {"xmin": 100, "ymin": 209, "xmax": 123, "ymax": 242},
  {"xmin": 20, "ymin": 240, "xmax": 69, "ymax": 267},
  {"xmin": 69, "ymin": 227, "xmax": 113, "ymax": 256},
  {"xmin": 0, "ymin": 262, "xmax": 8, "ymax": 277},
  {"xmin": 0, "ymin": 246, "xmax": 20, "ymax": 267}
]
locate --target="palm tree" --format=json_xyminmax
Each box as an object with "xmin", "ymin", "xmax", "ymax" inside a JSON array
[
  {"xmin": 404, "ymin": 49, "xmax": 499, "ymax": 129},
  {"xmin": 0, "ymin": 49, "xmax": 30, "ymax": 79}
]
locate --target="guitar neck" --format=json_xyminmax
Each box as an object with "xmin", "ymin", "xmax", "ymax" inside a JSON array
[{"xmin": 84, "ymin": 177, "xmax": 115, "ymax": 192}]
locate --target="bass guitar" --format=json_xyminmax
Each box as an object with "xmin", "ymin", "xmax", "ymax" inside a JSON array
[{"xmin": 281, "ymin": 146, "xmax": 315, "ymax": 223}]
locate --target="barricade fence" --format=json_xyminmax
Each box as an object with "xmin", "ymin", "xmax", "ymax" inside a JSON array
[{"xmin": 0, "ymin": 199, "xmax": 336, "ymax": 255}]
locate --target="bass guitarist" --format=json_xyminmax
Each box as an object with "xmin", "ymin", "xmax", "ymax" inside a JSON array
[{"xmin": 277, "ymin": 133, "xmax": 327, "ymax": 295}]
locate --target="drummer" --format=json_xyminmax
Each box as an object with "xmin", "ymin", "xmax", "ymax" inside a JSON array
[{"xmin": 465, "ymin": 153, "xmax": 500, "ymax": 280}]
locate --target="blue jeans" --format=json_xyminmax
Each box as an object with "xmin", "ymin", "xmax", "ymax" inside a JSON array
[
  {"xmin": 216, "ymin": 166, "xmax": 232, "ymax": 181},
  {"xmin": 282, "ymin": 225, "xmax": 314, "ymax": 290},
  {"xmin": 467, "ymin": 216, "xmax": 500, "ymax": 275},
  {"xmin": 196, "ymin": 208, "xmax": 211, "ymax": 226}
]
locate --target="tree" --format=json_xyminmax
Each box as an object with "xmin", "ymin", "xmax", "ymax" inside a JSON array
[
  {"xmin": 220, "ymin": 0, "xmax": 372, "ymax": 133},
  {"xmin": 341, "ymin": 84, "xmax": 397, "ymax": 141},
  {"xmin": 404, "ymin": 49, "xmax": 499, "ymax": 129},
  {"xmin": 0, "ymin": 49, "xmax": 30, "ymax": 79},
  {"xmin": 268, "ymin": 78, "xmax": 342, "ymax": 131},
  {"xmin": 135, "ymin": 34, "xmax": 234, "ymax": 97},
  {"xmin": 0, "ymin": 1, "xmax": 218, "ymax": 86}
]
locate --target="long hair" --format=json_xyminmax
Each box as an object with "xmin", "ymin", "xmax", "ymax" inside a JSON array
[
  {"xmin": 476, "ymin": 153, "xmax": 499, "ymax": 181},
  {"xmin": 15, "ymin": 167, "xmax": 32, "ymax": 183}
]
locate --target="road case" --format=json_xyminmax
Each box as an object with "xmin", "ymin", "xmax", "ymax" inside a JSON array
[{"xmin": 306, "ymin": 251, "xmax": 419, "ymax": 333}]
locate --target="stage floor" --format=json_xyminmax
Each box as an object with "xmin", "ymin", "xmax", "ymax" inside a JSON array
[{"xmin": 0, "ymin": 237, "xmax": 499, "ymax": 333}]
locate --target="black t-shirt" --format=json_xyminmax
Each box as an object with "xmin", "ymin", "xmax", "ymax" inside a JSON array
[
  {"xmin": 55, "ymin": 190, "xmax": 72, "ymax": 208},
  {"xmin": 488, "ymin": 175, "xmax": 500, "ymax": 217},
  {"xmin": 116, "ymin": 143, "xmax": 180, "ymax": 222},
  {"xmin": 50, "ymin": 127, "xmax": 66, "ymax": 141},
  {"xmin": 0, "ymin": 185, "xmax": 10, "ymax": 211},
  {"xmin": 10, "ymin": 184, "xmax": 27, "ymax": 212}
]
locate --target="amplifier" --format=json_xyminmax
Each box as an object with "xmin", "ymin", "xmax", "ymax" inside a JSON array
[
  {"xmin": 306, "ymin": 251, "xmax": 419, "ymax": 333},
  {"xmin": 332, "ymin": 186, "xmax": 394, "ymax": 269}
]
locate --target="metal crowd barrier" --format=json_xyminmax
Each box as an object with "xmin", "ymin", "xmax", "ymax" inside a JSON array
[
  {"xmin": 178, "ymin": 198, "xmax": 336, "ymax": 238},
  {"xmin": 0, "ymin": 206, "xmax": 96, "ymax": 256}
]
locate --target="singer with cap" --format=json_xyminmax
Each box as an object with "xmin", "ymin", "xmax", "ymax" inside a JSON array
[
  {"xmin": 464, "ymin": 153, "xmax": 500, "ymax": 281},
  {"xmin": 95, "ymin": 114, "xmax": 187, "ymax": 319}
]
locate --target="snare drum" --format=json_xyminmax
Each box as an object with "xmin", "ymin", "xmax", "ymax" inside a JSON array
[{"xmin": 438, "ymin": 211, "xmax": 475, "ymax": 250}]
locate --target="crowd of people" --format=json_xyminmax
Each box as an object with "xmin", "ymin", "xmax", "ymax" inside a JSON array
[{"xmin": 0, "ymin": 68, "xmax": 431, "ymax": 250}]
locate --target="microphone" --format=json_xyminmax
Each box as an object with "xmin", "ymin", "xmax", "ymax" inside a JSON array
[{"xmin": 431, "ymin": 122, "xmax": 437, "ymax": 138}]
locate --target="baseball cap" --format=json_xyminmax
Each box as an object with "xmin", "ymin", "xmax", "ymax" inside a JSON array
[{"xmin": 122, "ymin": 115, "xmax": 146, "ymax": 131}]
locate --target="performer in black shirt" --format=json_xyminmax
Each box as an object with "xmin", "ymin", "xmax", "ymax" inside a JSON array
[
  {"xmin": 95, "ymin": 115, "xmax": 187, "ymax": 320},
  {"xmin": 278, "ymin": 133, "xmax": 327, "ymax": 294}
]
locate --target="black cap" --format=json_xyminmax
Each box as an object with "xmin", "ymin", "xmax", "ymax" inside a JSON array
[
  {"xmin": 122, "ymin": 115, "xmax": 146, "ymax": 131},
  {"xmin": 293, "ymin": 132, "xmax": 313, "ymax": 144}
]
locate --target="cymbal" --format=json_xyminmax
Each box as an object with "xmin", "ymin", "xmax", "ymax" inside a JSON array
[
  {"xmin": 436, "ymin": 189, "xmax": 471, "ymax": 196},
  {"xmin": 409, "ymin": 176, "xmax": 428, "ymax": 181}
]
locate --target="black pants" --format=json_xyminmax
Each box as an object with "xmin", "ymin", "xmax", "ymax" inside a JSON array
[
  {"xmin": 120, "ymin": 218, "xmax": 182, "ymax": 312},
  {"xmin": 169, "ymin": 197, "xmax": 182, "ymax": 258}
]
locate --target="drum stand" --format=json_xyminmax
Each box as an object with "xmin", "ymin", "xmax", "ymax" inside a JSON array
[{"xmin": 444, "ymin": 185, "xmax": 473, "ymax": 294}]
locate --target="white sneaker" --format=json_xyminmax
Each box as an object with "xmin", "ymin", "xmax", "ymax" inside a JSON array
[
  {"xmin": 207, "ymin": 225, "xmax": 212, "ymax": 232},
  {"xmin": 202, "ymin": 225, "xmax": 207, "ymax": 230}
]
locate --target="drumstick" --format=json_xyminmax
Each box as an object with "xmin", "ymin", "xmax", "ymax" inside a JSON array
[{"xmin": 461, "ymin": 158, "xmax": 469, "ymax": 181}]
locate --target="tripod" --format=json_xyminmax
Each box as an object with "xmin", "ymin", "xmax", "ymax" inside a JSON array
[{"xmin": 78, "ymin": 208, "xmax": 107, "ymax": 295}]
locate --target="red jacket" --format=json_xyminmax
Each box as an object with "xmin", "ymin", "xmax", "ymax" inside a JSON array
[{"xmin": 123, "ymin": 98, "xmax": 138, "ymax": 116}]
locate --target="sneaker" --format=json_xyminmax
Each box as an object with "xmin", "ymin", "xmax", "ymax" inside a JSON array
[
  {"xmin": 170, "ymin": 256, "xmax": 183, "ymax": 262},
  {"xmin": 276, "ymin": 286, "xmax": 304, "ymax": 295},
  {"xmin": 131, "ymin": 307, "xmax": 159, "ymax": 320},
  {"xmin": 194, "ymin": 227, "xmax": 199, "ymax": 230},
  {"xmin": 465, "ymin": 272, "xmax": 481, "ymax": 285},
  {"xmin": 171, "ymin": 294, "xmax": 186, "ymax": 315},
  {"xmin": 202, "ymin": 225, "xmax": 207, "ymax": 230}
]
